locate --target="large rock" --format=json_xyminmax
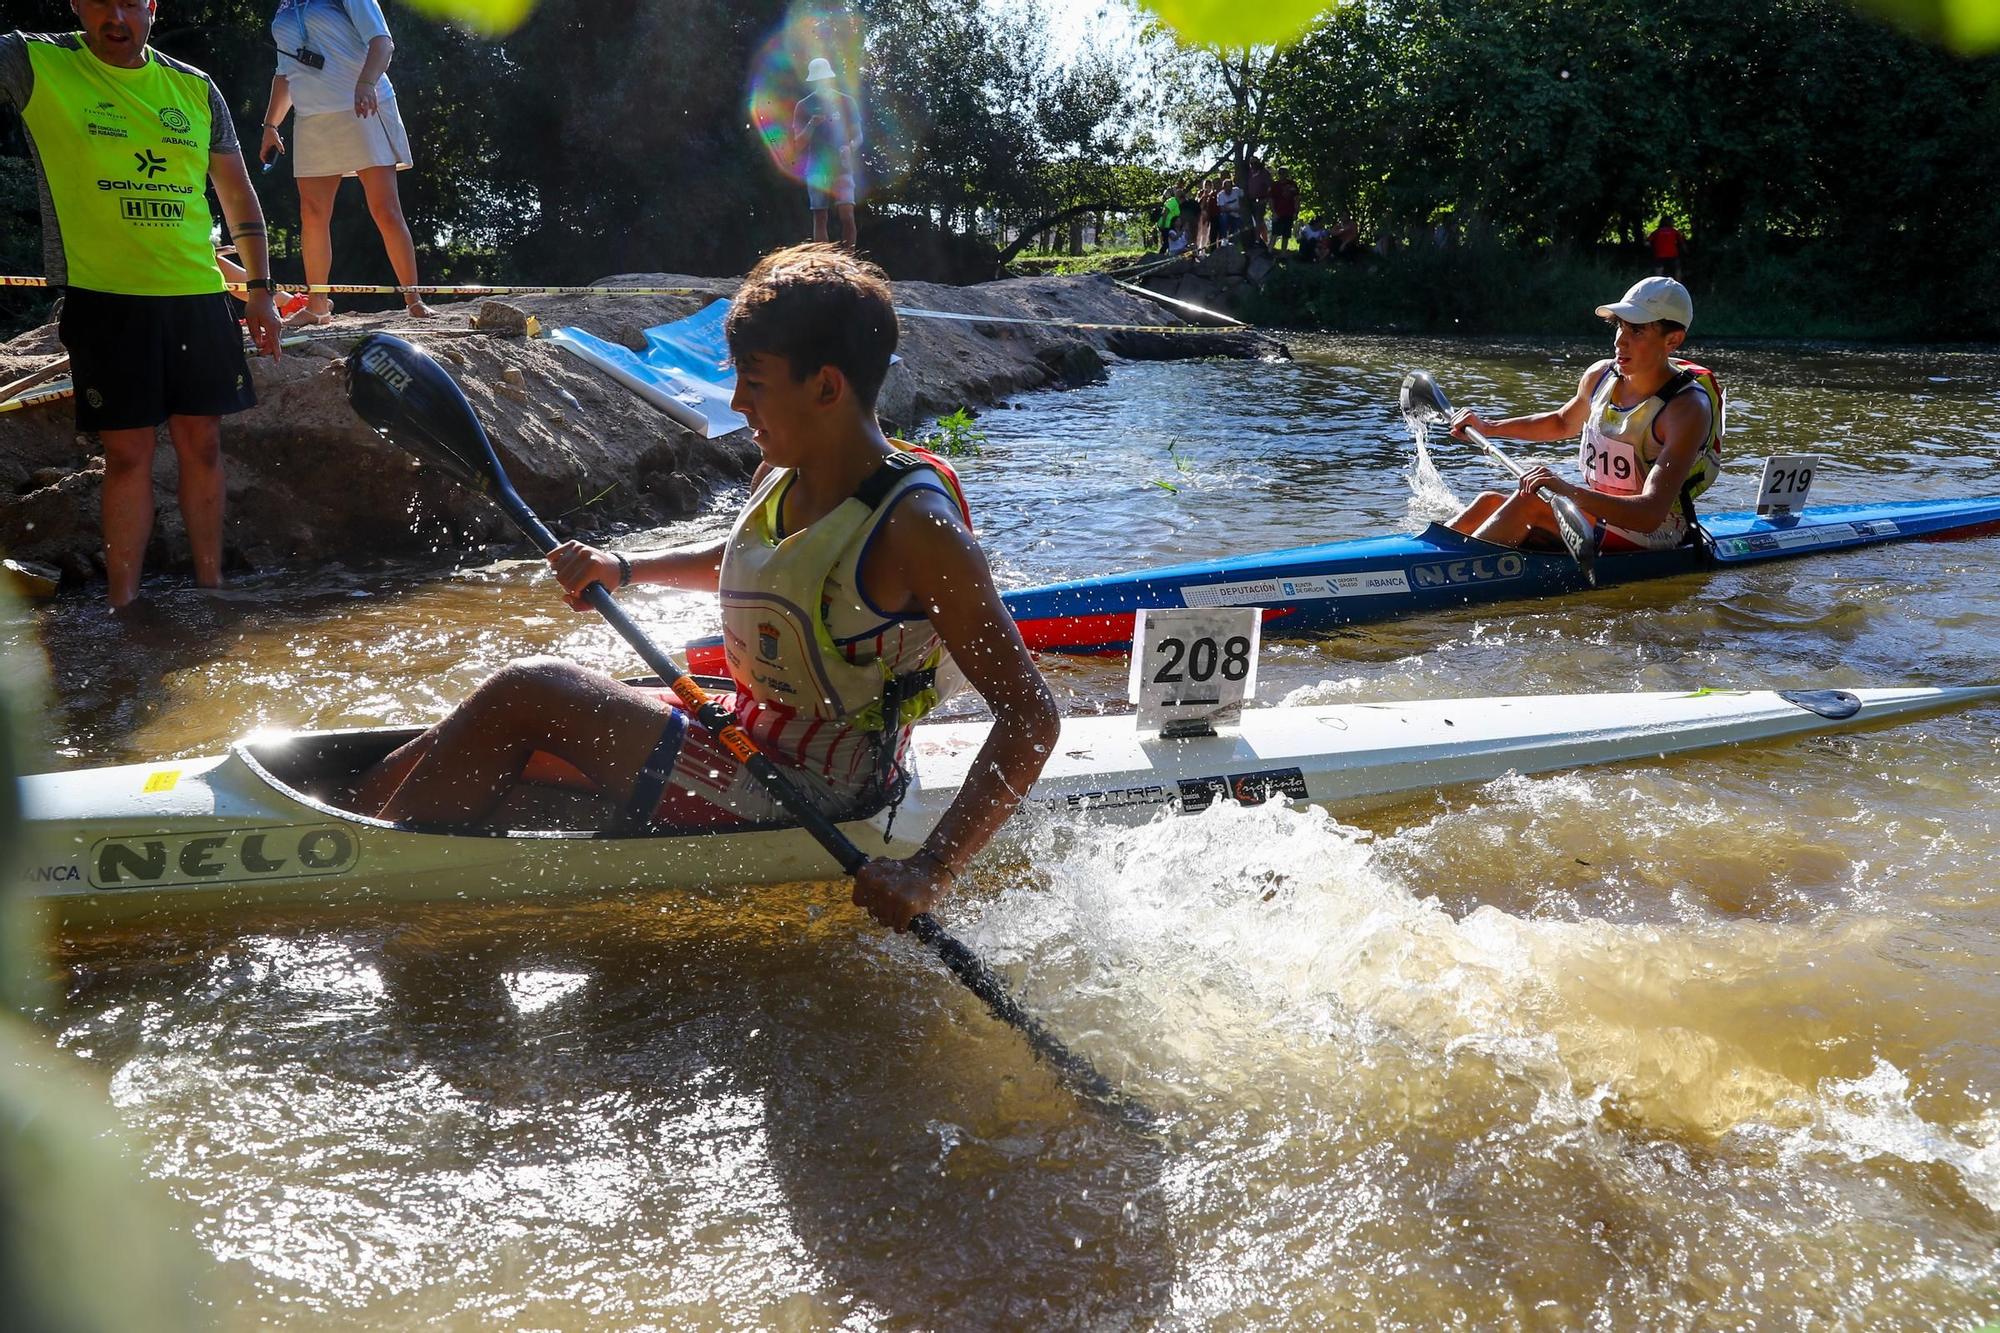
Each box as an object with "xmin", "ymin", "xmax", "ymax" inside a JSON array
[{"xmin": 0, "ymin": 274, "xmax": 1278, "ymax": 593}]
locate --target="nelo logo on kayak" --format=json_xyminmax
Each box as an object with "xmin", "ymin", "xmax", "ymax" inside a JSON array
[
  {"xmin": 1412, "ymin": 552, "xmax": 1526, "ymax": 589},
  {"xmin": 90, "ymin": 826, "xmax": 359, "ymax": 890}
]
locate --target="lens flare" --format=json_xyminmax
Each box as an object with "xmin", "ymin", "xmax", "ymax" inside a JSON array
[{"xmin": 746, "ymin": 4, "xmax": 886, "ymax": 203}]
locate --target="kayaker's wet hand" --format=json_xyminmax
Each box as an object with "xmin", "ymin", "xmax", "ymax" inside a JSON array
[
  {"xmin": 1448, "ymin": 408, "xmax": 1491, "ymax": 441},
  {"xmin": 852, "ymin": 852, "xmax": 951, "ymax": 932},
  {"xmin": 547, "ymin": 540, "xmax": 618, "ymax": 611}
]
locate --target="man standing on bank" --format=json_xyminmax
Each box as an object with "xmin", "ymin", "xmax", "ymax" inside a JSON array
[
  {"xmin": 2, "ymin": 0, "xmax": 282, "ymax": 609},
  {"xmin": 1445, "ymin": 277, "xmax": 1722, "ymax": 555},
  {"xmin": 791, "ymin": 56, "xmax": 862, "ymax": 247},
  {"xmin": 259, "ymin": 0, "xmax": 432, "ymax": 323}
]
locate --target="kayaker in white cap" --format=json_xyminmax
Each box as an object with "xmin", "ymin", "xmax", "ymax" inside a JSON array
[{"xmin": 1445, "ymin": 276, "xmax": 1724, "ymax": 553}]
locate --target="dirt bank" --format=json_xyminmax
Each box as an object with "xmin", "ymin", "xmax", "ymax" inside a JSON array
[{"xmin": 0, "ymin": 274, "xmax": 1273, "ymax": 594}]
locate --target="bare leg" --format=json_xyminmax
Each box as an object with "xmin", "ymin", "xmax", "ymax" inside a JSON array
[
  {"xmin": 1470, "ymin": 490, "xmax": 1563, "ymax": 548},
  {"xmin": 365, "ymin": 657, "xmax": 673, "ymax": 826},
  {"xmin": 98, "ymin": 426, "xmax": 159, "ymax": 608},
  {"xmin": 353, "ymin": 728, "xmax": 436, "ymax": 812},
  {"xmin": 296, "ymin": 174, "xmax": 342, "ymax": 319},
  {"xmin": 810, "ymin": 206, "xmax": 830, "ymax": 243},
  {"xmin": 1445, "ymin": 491, "xmax": 1506, "ymax": 537},
  {"xmin": 836, "ymin": 202, "xmax": 858, "ymax": 248},
  {"xmin": 163, "ymin": 415, "xmax": 226, "ymax": 588},
  {"xmin": 358, "ymin": 165, "xmax": 433, "ymax": 317}
]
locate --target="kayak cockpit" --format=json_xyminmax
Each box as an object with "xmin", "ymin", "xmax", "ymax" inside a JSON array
[
  {"xmin": 232, "ymin": 727, "xmax": 848, "ymax": 839},
  {"xmin": 238, "ymin": 727, "xmax": 420, "ymax": 809}
]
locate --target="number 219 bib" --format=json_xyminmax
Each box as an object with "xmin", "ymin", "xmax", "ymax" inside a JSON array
[{"xmin": 1580, "ymin": 425, "xmax": 1643, "ymax": 496}]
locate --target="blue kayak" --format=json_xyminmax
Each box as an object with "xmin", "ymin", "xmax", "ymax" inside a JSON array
[
  {"xmin": 684, "ymin": 495, "xmax": 2000, "ymax": 670},
  {"xmin": 1001, "ymin": 494, "xmax": 2000, "ymax": 656}
]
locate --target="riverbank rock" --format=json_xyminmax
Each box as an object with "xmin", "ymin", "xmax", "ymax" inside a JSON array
[
  {"xmin": 0, "ymin": 274, "xmax": 1278, "ymax": 594},
  {"xmin": 1129, "ymin": 245, "xmax": 1287, "ymax": 322}
]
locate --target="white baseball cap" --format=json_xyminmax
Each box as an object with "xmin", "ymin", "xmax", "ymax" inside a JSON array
[
  {"xmin": 1596, "ymin": 276, "xmax": 1693, "ymax": 330},
  {"xmin": 804, "ymin": 57, "xmax": 837, "ymax": 82}
]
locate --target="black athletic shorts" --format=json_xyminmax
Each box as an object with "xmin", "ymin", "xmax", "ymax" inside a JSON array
[{"xmin": 57, "ymin": 287, "xmax": 256, "ymax": 432}]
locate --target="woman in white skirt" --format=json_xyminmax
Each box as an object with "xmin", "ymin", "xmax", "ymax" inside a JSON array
[{"xmin": 259, "ymin": 0, "xmax": 432, "ymax": 321}]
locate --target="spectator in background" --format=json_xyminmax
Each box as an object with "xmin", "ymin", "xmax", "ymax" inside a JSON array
[
  {"xmin": 792, "ymin": 56, "xmax": 863, "ymax": 246},
  {"xmin": 1269, "ymin": 169, "xmax": 1301, "ymax": 252},
  {"xmin": 1155, "ymin": 183, "xmax": 1183, "ymax": 254},
  {"xmin": 1197, "ymin": 177, "xmax": 1220, "ymax": 253},
  {"xmin": 1216, "ymin": 176, "xmax": 1243, "ymax": 244},
  {"xmin": 2, "ymin": 13, "xmax": 282, "ymax": 608},
  {"xmin": 1243, "ymin": 156, "xmax": 1273, "ymax": 246},
  {"xmin": 261, "ymin": 0, "xmax": 433, "ymax": 323},
  {"xmin": 1296, "ymin": 217, "xmax": 1328, "ymax": 263},
  {"xmin": 1649, "ymin": 216, "xmax": 1685, "ymax": 280}
]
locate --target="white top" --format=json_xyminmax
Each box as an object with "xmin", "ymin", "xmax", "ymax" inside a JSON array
[
  {"xmin": 272, "ymin": 0, "xmax": 394, "ymax": 117},
  {"xmin": 1217, "ymin": 186, "xmax": 1242, "ymax": 214}
]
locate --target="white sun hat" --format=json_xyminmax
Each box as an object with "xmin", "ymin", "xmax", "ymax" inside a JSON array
[
  {"xmin": 1595, "ymin": 276, "xmax": 1693, "ymax": 329},
  {"xmin": 804, "ymin": 57, "xmax": 837, "ymax": 82}
]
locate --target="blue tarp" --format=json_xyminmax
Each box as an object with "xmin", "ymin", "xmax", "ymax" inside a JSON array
[{"xmin": 548, "ymin": 298, "xmax": 748, "ymax": 439}]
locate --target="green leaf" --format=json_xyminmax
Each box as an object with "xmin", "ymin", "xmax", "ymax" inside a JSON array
[
  {"xmin": 398, "ymin": 0, "xmax": 538, "ymax": 35},
  {"xmin": 1853, "ymin": 0, "xmax": 2000, "ymax": 53},
  {"xmin": 1136, "ymin": 0, "xmax": 1331, "ymax": 47}
]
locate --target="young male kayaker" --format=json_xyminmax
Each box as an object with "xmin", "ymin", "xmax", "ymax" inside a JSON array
[
  {"xmin": 354, "ymin": 244, "xmax": 1061, "ymax": 932},
  {"xmin": 2, "ymin": 1, "xmax": 283, "ymax": 608},
  {"xmin": 1445, "ymin": 277, "xmax": 1722, "ymax": 553}
]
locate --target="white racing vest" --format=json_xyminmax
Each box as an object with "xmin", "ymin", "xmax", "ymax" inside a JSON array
[
  {"xmin": 1578, "ymin": 359, "xmax": 1724, "ymax": 517},
  {"xmin": 718, "ymin": 451, "xmax": 964, "ymax": 788}
]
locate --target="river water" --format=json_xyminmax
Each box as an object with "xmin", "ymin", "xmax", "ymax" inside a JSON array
[{"xmin": 14, "ymin": 335, "xmax": 2000, "ymax": 1328}]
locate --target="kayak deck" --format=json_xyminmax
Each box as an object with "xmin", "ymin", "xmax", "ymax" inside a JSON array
[{"xmin": 20, "ymin": 685, "xmax": 1996, "ymax": 925}]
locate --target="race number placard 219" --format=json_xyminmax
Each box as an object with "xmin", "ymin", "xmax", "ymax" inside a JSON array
[
  {"xmin": 1756, "ymin": 454, "xmax": 1819, "ymax": 516},
  {"xmin": 1129, "ymin": 607, "xmax": 1261, "ymax": 735}
]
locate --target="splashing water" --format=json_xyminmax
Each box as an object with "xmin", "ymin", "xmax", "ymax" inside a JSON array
[
  {"xmin": 1402, "ymin": 410, "xmax": 1464, "ymax": 528},
  {"xmin": 979, "ymin": 795, "xmax": 2000, "ymax": 1157}
]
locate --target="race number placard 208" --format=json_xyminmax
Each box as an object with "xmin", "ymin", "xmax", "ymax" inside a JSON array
[{"xmin": 1129, "ymin": 606, "xmax": 1261, "ymax": 735}]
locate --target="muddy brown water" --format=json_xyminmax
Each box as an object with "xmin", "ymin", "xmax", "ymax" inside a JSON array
[{"xmin": 11, "ymin": 334, "xmax": 2000, "ymax": 1328}]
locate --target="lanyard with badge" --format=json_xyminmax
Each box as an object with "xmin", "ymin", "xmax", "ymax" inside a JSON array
[{"xmin": 274, "ymin": 0, "xmax": 328, "ymax": 69}]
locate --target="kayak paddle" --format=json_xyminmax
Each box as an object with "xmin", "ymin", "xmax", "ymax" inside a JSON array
[
  {"xmin": 1400, "ymin": 369, "xmax": 1601, "ymax": 583},
  {"xmin": 345, "ymin": 332, "xmax": 1153, "ymax": 1129}
]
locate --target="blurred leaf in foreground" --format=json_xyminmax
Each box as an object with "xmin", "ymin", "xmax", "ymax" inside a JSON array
[{"xmin": 1852, "ymin": 0, "xmax": 2000, "ymax": 51}]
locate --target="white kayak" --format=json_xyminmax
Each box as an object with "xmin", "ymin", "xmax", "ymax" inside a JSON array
[{"xmin": 18, "ymin": 685, "xmax": 1994, "ymax": 925}]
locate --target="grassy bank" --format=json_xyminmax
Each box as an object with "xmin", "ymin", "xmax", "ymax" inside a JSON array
[
  {"xmin": 1243, "ymin": 244, "xmax": 2000, "ymax": 342},
  {"xmin": 1008, "ymin": 248, "xmax": 1156, "ymax": 277}
]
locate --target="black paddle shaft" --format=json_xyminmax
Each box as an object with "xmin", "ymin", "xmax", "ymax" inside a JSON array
[
  {"xmin": 478, "ymin": 455, "xmax": 1150, "ymax": 1120},
  {"xmin": 345, "ymin": 331, "xmax": 1156, "ymax": 1128}
]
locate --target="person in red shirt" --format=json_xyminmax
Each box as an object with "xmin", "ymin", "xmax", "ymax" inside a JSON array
[
  {"xmin": 1648, "ymin": 218, "xmax": 1684, "ymax": 280},
  {"xmin": 1269, "ymin": 169, "xmax": 1301, "ymax": 252}
]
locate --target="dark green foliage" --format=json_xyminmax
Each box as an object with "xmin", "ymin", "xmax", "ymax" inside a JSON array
[
  {"xmin": 1258, "ymin": 0, "xmax": 2000, "ymax": 336},
  {"xmin": 0, "ymin": 0, "xmax": 1143, "ymax": 335}
]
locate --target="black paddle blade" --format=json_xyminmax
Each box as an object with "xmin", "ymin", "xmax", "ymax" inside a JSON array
[
  {"xmin": 1399, "ymin": 369, "xmax": 1451, "ymax": 424},
  {"xmin": 1551, "ymin": 496, "xmax": 1602, "ymax": 583},
  {"xmin": 345, "ymin": 332, "xmax": 498, "ymax": 493}
]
